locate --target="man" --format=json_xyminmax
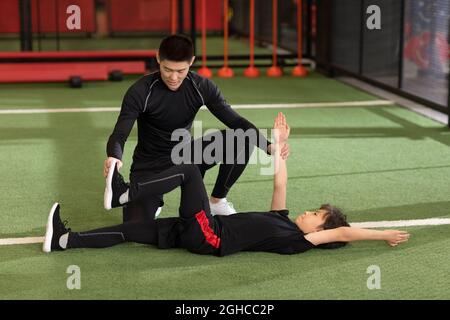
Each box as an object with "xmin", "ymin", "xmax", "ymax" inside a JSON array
[
  {"xmin": 43, "ymin": 113, "xmax": 410, "ymax": 255},
  {"xmin": 104, "ymin": 34, "xmax": 289, "ymax": 221}
]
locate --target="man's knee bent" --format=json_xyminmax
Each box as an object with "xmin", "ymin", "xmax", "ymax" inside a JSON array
[{"xmin": 177, "ymin": 164, "xmax": 202, "ymax": 181}]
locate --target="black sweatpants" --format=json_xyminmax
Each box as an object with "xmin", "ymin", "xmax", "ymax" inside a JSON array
[
  {"xmin": 67, "ymin": 164, "xmax": 221, "ymax": 255},
  {"xmin": 123, "ymin": 129, "xmax": 256, "ymax": 222}
]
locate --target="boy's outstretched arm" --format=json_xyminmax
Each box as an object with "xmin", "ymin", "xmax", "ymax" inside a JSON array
[
  {"xmin": 270, "ymin": 112, "xmax": 290, "ymax": 211},
  {"xmin": 305, "ymin": 227, "xmax": 410, "ymax": 247}
]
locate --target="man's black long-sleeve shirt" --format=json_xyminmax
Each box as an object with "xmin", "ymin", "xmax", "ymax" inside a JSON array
[{"xmin": 107, "ymin": 71, "xmax": 271, "ymax": 172}]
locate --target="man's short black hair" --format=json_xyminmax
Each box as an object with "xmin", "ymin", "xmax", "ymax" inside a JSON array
[{"xmin": 158, "ymin": 34, "xmax": 194, "ymax": 62}]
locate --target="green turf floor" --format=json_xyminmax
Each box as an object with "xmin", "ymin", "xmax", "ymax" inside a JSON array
[
  {"xmin": 0, "ymin": 71, "xmax": 377, "ymax": 110},
  {"xmin": 0, "ymin": 71, "xmax": 449, "ymax": 299}
]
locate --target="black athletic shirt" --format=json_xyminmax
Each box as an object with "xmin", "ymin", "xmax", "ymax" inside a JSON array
[
  {"xmin": 155, "ymin": 209, "xmax": 316, "ymax": 256},
  {"xmin": 107, "ymin": 71, "xmax": 271, "ymax": 172},
  {"xmin": 215, "ymin": 209, "xmax": 316, "ymax": 256}
]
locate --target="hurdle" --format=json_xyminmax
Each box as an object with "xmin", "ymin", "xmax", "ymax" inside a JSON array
[{"xmin": 0, "ymin": 50, "xmax": 156, "ymax": 87}]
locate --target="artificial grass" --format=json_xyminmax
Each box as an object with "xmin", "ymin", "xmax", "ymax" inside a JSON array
[
  {"xmin": 0, "ymin": 73, "xmax": 449, "ymax": 299},
  {"xmin": 0, "ymin": 71, "xmax": 377, "ymax": 110},
  {"xmin": 0, "ymin": 224, "xmax": 449, "ymax": 299}
]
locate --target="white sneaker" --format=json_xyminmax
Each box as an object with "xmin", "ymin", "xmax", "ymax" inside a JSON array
[
  {"xmin": 154, "ymin": 206, "xmax": 162, "ymax": 219},
  {"xmin": 209, "ymin": 198, "xmax": 237, "ymax": 216}
]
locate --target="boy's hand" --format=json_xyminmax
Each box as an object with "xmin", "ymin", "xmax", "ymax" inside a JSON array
[
  {"xmin": 384, "ymin": 230, "xmax": 410, "ymax": 247},
  {"xmin": 273, "ymin": 112, "xmax": 290, "ymax": 144}
]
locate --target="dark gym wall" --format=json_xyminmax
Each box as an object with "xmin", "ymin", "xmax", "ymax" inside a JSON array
[{"xmin": 316, "ymin": 0, "xmax": 449, "ymax": 116}]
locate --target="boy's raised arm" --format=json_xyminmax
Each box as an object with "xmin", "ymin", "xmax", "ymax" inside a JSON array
[{"xmin": 270, "ymin": 113, "xmax": 290, "ymax": 211}]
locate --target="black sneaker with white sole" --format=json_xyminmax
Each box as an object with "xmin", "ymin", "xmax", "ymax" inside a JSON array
[
  {"xmin": 43, "ymin": 203, "xmax": 70, "ymax": 253},
  {"xmin": 104, "ymin": 159, "xmax": 129, "ymax": 210}
]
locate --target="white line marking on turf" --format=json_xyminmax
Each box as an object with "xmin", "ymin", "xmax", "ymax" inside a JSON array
[
  {"xmin": 0, "ymin": 107, "xmax": 120, "ymax": 114},
  {"xmin": 202, "ymin": 100, "xmax": 394, "ymax": 110},
  {"xmin": 0, "ymin": 236, "xmax": 44, "ymax": 245},
  {"xmin": 0, "ymin": 100, "xmax": 394, "ymax": 115},
  {"xmin": 350, "ymin": 218, "xmax": 450, "ymax": 229},
  {"xmin": 1, "ymin": 217, "xmax": 449, "ymax": 246}
]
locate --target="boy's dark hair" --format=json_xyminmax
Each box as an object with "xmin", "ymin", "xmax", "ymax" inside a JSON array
[
  {"xmin": 317, "ymin": 204, "xmax": 350, "ymax": 250},
  {"xmin": 158, "ymin": 34, "xmax": 194, "ymax": 62}
]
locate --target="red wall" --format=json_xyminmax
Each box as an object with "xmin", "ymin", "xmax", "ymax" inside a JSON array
[
  {"xmin": 108, "ymin": 0, "xmax": 223, "ymax": 33},
  {"xmin": 31, "ymin": 0, "xmax": 96, "ymax": 33},
  {"xmin": 0, "ymin": 0, "xmax": 96, "ymax": 33},
  {"xmin": 0, "ymin": 0, "xmax": 20, "ymax": 33},
  {"xmin": 0, "ymin": 0, "xmax": 223, "ymax": 34}
]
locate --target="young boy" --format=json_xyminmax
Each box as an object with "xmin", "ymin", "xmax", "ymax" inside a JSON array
[{"xmin": 43, "ymin": 113, "xmax": 410, "ymax": 255}]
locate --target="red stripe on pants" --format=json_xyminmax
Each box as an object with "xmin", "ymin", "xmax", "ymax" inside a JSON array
[{"xmin": 195, "ymin": 210, "xmax": 221, "ymax": 249}]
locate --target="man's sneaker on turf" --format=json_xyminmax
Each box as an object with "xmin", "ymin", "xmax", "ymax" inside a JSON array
[
  {"xmin": 209, "ymin": 198, "xmax": 237, "ymax": 216},
  {"xmin": 43, "ymin": 203, "xmax": 70, "ymax": 253},
  {"xmin": 104, "ymin": 159, "xmax": 129, "ymax": 210}
]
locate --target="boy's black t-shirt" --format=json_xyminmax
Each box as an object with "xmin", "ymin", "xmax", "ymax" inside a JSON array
[{"xmin": 215, "ymin": 210, "xmax": 316, "ymax": 256}]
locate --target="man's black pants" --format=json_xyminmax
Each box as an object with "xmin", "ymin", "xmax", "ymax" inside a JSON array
[{"xmin": 123, "ymin": 129, "xmax": 256, "ymax": 222}]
